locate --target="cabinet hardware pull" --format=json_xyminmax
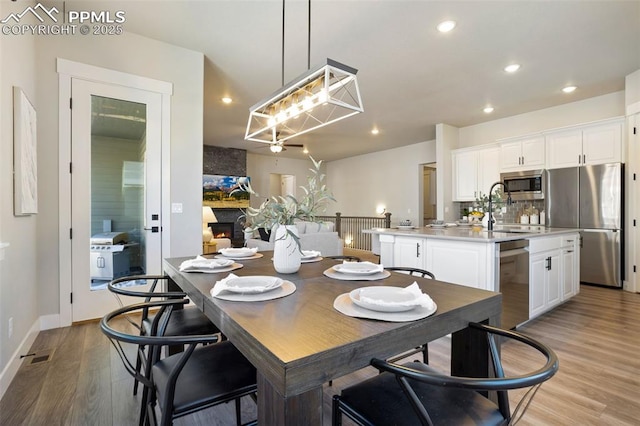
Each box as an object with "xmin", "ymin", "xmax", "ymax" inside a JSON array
[
  {"xmin": 583, "ymin": 154, "xmax": 586, "ymax": 163},
  {"xmin": 416, "ymin": 243, "xmax": 420, "ymax": 257},
  {"xmin": 545, "ymin": 256, "xmax": 551, "ymax": 270},
  {"xmin": 578, "ymin": 154, "xmax": 581, "ymax": 164},
  {"xmin": 566, "ymin": 250, "xmax": 573, "ymax": 253}
]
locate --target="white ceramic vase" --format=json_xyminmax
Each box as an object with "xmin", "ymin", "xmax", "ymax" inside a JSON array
[{"xmin": 272, "ymin": 224, "xmax": 301, "ymax": 274}]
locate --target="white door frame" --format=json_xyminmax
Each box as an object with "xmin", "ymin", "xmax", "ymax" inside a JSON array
[{"xmin": 57, "ymin": 58, "xmax": 172, "ymax": 326}]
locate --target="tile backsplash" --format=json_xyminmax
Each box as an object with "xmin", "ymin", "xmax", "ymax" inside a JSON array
[{"xmin": 458, "ymin": 200, "xmax": 546, "ymax": 225}]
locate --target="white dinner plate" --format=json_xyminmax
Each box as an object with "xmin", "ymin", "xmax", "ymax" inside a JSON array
[
  {"xmin": 349, "ymin": 286, "xmax": 418, "ymax": 312},
  {"xmin": 333, "ymin": 263, "xmax": 382, "ymax": 275},
  {"xmin": 219, "ymin": 248, "xmax": 257, "ymax": 258},
  {"xmin": 224, "ymin": 276, "xmax": 283, "ymax": 294}
]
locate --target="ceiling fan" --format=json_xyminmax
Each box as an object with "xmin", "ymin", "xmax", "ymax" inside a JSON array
[{"xmin": 254, "ymin": 131, "xmax": 305, "ymax": 153}]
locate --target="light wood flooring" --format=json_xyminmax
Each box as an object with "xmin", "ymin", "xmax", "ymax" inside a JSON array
[{"xmin": 1, "ymin": 281, "xmax": 639, "ymax": 425}]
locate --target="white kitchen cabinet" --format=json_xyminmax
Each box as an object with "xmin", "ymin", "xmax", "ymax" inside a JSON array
[
  {"xmin": 529, "ymin": 232, "xmax": 579, "ymax": 319},
  {"xmin": 425, "ymin": 239, "xmax": 493, "ymax": 290},
  {"xmin": 499, "ymin": 136, "xmax": 545, "ymax": 172},
  {"xmin": 452, "ymin": 145, "xmax": 500, "ymax": 201},
  {"xmin": 561, "ymin": 235, "xmax": 580, "ymax": 300},
  {"xmin": 529, "ymin": 249, "xmax": 561, "ymax": 318},
  {"xmin": 393, "ymin": 236, "xmax": 427, "ymax": 269},
  {"xmin": 545, "ymin": 120, "xmax": 622, "ymax": 169}
]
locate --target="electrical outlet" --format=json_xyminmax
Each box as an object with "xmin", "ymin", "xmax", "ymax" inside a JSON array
[
  {"xmin": 8, "ymin": 317, "xmax": 13, "ymax": 339},
  {"xmin": 171, "ymin": 203, "xmax": 183, "ymax": 213}
]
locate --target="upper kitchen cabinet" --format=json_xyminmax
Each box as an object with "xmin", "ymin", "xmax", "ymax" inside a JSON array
[
  {"xmin": 499, "ymin": 136, "xmax": 545, "ymax": 172},
  {"xmin": 545, "ymin": 119, "xmax": 623, "ymax": 169},
  {"xmin": 452, "ymin": 145, "xmax": 500, "ymax": 201}
]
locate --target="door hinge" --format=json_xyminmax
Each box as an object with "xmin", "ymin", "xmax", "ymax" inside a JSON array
[
  {"xmin": 69, "ymin": 98, "xmax": 72, "ymax": 109},
  {"xmin": 70, "ymin": 228, "xmax": 73, "ymax": 239},
  {"xmin": 634, "ymin": 173, "xmax": 637, "ymax": 181},
  {"xmin": 634, "ymin": 265, "xmax": 637, "ymax": 273},
  {"xmin": 69, "ymin": 162, "xmax": 72, "ymax": 174},
  {"xmin": 70, "ymin": 292, "xmax": 73, "ymax": 304},
  {"xmin": 634, "ymin": 219, "xmax": 636, "ymax": 227},
  {"xmin": 634, "ymin": 127, "xmax": 637, "ymax": 135}
]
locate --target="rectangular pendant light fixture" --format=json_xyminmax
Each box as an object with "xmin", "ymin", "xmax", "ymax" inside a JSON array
[{"xmin": 245, "ymin": 58, "xmax": 363, "ymax": 144}]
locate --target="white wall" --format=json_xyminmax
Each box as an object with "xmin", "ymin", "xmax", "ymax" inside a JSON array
[
  {"xmin": 246, "ymin": 153, "xmax": 323, "ymax": 209},
  {"xmin": 326, "ymin": 141, "xmax": 436, "ymax": 225},
  {"xmin": 627, "ymin": 69, "xmax": 640, "ymax": 114},
  {"xmin": 36, "ymin": 31, "xmax": 204, "ymax": 318},
  {"xmin": 458, "ymin": 91, "xmax": 625, "ymax": 148},
  {"xmin": 0, "ymin": 0, "xmax": 40, "ymax": 393},
  {"xmin": 0, "ymin": 13, "xmax": 204, "ymax": 383}
]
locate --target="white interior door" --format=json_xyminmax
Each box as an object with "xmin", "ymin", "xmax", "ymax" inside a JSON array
[{"xmin": 70, "ymin": 78, "xmax": 162, "ymax": 322}]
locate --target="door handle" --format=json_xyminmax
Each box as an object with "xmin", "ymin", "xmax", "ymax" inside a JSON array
[{"xmin": 144, "ymin": 226, "xmax": 160, "ymax": 233}]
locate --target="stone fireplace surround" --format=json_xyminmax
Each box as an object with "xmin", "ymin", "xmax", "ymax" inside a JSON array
[{"xmin": 203, "ymin": 145, "xmax": 246, "ymax": 245}]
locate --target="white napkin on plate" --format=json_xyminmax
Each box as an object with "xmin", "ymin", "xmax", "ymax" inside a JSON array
[
  {"xmin": 359, "ymin": 282, "xmax": 435, "ymax": 309},
  {"xmin": 211, "ymin": 273, "xmax": 240, "ymax": 296},
  {"xmin": 220, "ymin": 247, "xmax": 258, "ymax": 256},
  {"xmin": 301, "ymin": 250, "xmax": 321, "ymax": 259},
  {"xmin": 340, "ymin": 260, "xmax": 384, "ymax": 273},
  {"xmin": 210, "ymin": 273, "xmax": 282, "ymax": 297},
  {"xmin": 180, "ymin": 255, "xmax": 234, "ymax": 272}
]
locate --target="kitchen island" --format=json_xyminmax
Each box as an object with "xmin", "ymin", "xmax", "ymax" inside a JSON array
[{"xmin": 364, "ymin": 224, "xmax": 580, "ymax": 325}]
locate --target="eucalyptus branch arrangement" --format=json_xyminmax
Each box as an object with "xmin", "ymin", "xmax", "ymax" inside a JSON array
[
  {"xmin": 474, "ymin": 187, "xmax": 504, "ymax": 212},
  {"xmin": 232, "ymin": 157, "xmax": 335, "ymax": 247}
]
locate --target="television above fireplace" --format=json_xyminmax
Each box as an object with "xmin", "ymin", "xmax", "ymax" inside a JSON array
[{"xmin": 203, "ymin": 175, "xmax": 250, "ymax": 209}]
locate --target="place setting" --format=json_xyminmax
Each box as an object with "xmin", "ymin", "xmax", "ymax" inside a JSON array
[
  {"xmin": 333, "ymin": 282, "xmax": 437, "ymax": 322},
  {"xmin": 210, "ymin": 273, "xmax": 296, "ymax": 301},
  {"xmin": 323, "ymin": 261, "xmax": 391, "ymax": 281},
  {"xmin": 215, "ymin": 247, "xmax": 263, "ymax": 260},
  {"xmin": 301, "ymin": 250, "xmax": 323, "ymax": 263},
  {"xmin": 179, "ymin": 255, "xmax": 243, "ymax": 274}
]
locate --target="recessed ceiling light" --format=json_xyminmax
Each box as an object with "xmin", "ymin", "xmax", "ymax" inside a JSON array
[
  {"xmin": 221, "ymin": 97, "xmax": 232, "ymax": 104},
  {"xmin": 371, "ymin": 128, "xmax": 380, "ymax": 135},
  {"xmin": 303, "ymin": 147, "xmax": 309, "ymax": 154},
  {"xmin": 483, "ymin": 106, "xmax": 494, "ymax": 114},
  {"xmin": 437, "ymin": 20, "xmax": 456, "ymax": 33},
  {"xmin": 504, "ymin": 64, "xmax": 521, "ymax": 73},
  {"xmin": 562, "ymin": 86, "xmax": 577, "ymax": 93}
]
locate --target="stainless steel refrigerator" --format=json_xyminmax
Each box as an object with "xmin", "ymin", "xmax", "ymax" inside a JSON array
[{"xmin": 545, "ymin": 163, "xmax": 624, "ymax": 287}]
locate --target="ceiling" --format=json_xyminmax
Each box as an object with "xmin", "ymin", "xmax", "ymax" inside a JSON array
[{"xmin": 68, "ymin": 0, "xmax": 640, "ymax": 161}]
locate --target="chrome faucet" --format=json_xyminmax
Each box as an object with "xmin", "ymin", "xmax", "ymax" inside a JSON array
[{"xmin": 487, "ymin": 181, "xmax": 513, "ymax": 231}]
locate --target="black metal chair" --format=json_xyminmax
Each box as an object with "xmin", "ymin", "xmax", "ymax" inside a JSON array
[
  {"xmin": 108, "ymin": 276, "xmax": 220, "ymax": 397},
  {"xmin": 332, "ymin": 322, "xmax": 559, "ymax": 426},
  {"xmin": 101, "ymin": 300, "xmax": 257, "ymax": 426},
  {"xmin": 383, "ymin": 267, "xmax": 435, "ymax": 363},
  {"xmin": 325, "ymin": 255, "xmax": 362, "ymax": 262}
]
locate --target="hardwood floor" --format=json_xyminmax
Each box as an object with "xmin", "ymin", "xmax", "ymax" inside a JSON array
[{"xmin": 1, "ymin": 284, "xmax": 639, "ymax": 425}]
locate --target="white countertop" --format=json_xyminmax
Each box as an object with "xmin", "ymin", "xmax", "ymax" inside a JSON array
[{"xmin": 363, "ymin": 224, "xmax": 579, "ymax": 242}]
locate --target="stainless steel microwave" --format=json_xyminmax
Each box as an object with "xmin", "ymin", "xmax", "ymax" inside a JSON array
[{"xmin": 500, "ymin": 170, "xmax": 545, "ymax": 200}]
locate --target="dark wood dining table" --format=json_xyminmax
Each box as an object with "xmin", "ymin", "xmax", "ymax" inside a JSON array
[{"xmin": 164, "ymin": 253, "xmax": 501, "ymax": 425}]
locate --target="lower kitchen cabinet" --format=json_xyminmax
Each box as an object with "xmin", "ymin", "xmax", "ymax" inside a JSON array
[
  {"xmin": 425, "ymin": 239, "xmax": 493, "ymax": 290},
  {"xmin": 393, "ymin": 236, "xmax": 426, "ymax": 269},
  {"xmin": 529, "ymin": 233, "xmax": 579, "ymax": 319}
]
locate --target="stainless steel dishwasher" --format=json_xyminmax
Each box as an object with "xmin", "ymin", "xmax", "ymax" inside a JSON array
[{"xmin": 498, "ymin": 239, "xmax": 529, "ymax": 329}]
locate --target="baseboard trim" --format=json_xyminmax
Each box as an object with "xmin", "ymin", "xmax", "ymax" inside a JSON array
[{"xmin": 0, "ymin": 318, "xmax": 40, "ymax": 401}]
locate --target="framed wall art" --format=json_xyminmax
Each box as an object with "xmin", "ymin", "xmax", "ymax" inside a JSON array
[{"xmin": 13, "ymin": 86, "xmax": 38, "ymax": 215}]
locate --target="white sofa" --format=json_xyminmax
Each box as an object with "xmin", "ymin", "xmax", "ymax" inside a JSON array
[{"xmin": 246, "ymin": 221, "xmax": 343, "ymax": 257}]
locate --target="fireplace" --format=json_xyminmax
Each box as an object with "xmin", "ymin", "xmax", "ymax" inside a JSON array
[{"xmin": 209, "ymin": 222, "xmax": 234, "ymax": 239}]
